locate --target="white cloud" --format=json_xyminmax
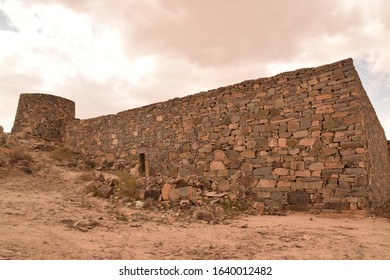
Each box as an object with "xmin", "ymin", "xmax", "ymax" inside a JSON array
[{"xmin": 0, "ymin": 0, "xmax": 389, "ymax": 139}]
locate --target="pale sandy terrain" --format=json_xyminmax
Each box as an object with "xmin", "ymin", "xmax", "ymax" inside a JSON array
[{"xmin": 0, "ymin": 145, "xmax": 389, "ymax": 260}]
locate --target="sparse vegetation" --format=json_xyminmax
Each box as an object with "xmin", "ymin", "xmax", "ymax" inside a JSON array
[
  {"xmin": 116, "ymin": 172, "xmax": 140, "ymax": 199},
  {"xmin": 373, "ymin": 199, "xmax": 390, "ymax": 219},
  {"xmin": 51, "ymin": 146, "xmax": 83, "ymax": 168},
  {"xmin": 142, "ymin": 197, "xmax": 156, "ymax": 209},
  {"xmin": 114, "ymin": 211, "xmax": 128, "ymax": 222},
  {"xmin": 221, "ymin": 197, "xmax": 251, "ymax": 216},
  {"xmin": 8, "ymin": 149, "xmax": 33, "ymax": 165},
  {"xmin": 79, "ymin": 173, "xmax": 94, "ymax": 181}
]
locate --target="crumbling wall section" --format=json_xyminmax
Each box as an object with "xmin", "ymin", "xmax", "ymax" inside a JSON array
[{"xmin": 12, "ymin": 93, "xmax": 75, "ymax": 140}]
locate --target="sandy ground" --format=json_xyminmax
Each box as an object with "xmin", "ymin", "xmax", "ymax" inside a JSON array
[{"xmin": 0, "ymin": 148, "xmax": 389, "ymax": 260}]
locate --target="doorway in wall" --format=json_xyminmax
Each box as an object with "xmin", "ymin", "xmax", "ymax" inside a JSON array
[{"xmin": 139, "ymin": 153, "xmax": 146, "ymax": 176}]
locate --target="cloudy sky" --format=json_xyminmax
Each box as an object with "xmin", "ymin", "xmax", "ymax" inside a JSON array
[{"xmin": 0, "ymin": 0, "xmax": 389, "ymax": 138}]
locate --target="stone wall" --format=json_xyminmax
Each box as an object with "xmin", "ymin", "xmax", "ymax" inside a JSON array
[
  {"xmin": 11, "ymin": 58, "xmax": 390, "ymax": 211},
  {"xmin": 12, "ymin": 93, "xmax": 75, "ymax": 140},
  {"xmin": 61, "ymin": 58, "xmax": 390, "ymax": 211}
]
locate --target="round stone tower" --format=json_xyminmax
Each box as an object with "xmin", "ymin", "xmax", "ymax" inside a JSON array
[{"xmin": 12, "ymin": 93, "xmax": 75, "ymax": 140}]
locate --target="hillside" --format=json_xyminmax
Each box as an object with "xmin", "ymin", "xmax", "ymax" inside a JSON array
[{"xmin": 0, "ymin": 131, "xmax": 389, "ymax": 260}]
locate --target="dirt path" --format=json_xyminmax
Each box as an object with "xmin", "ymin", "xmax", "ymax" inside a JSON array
[{"xmin": 1, "ymin": 162, "xmax": 389, "ymax": 260}]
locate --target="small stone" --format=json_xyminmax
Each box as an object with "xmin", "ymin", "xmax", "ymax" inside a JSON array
[
  {"xmin": 5, "ymin": 135, "xmax": 20, "ymax": 148},
  {"xmin": 274, "ymin": 168, "xmax": 289, "ymax": 176},
  {"xmin": 144, "ymin": 189, "xmax": 161, "ymax": 201},
  {"xmin": 95, "ymin": 172, "xmax": 105, "ymax": 182},
  {"xmin": 299, "ymin": 138, "xmax": 316, "ymax": 147},
  {"xmin": 192, "ymin": 210, "xmax": 215, "ymax": 222},
  {"xmin": 97, "ymin": 185, "xmax": 113, "ymax": 198},
  {"xmin": 179, "ymin": 200, "xmax": 191, "ymax": 210},
  {"xmin": 308, "ymin": 162, "xmax": 325, "ymax": 171},
  {"xmin": 161, "ymin": 183, "xmax": 173, "ymax": 200},
  {"xmin": 253, "ymin": 202, "xmax": 265, "ymax": 215},
  {"xmin": 217, "ymin": 180, "xmax": 230, "ymax": 192},
  {"xmin": 210, "ymin": 161, "xmax": 225, "ymax": 171},
  {"xmin": 178, "ymin": 186, "xmax": 193, "ymax": 200},
  {"xmin": 169, "ymin": 187, "xmax": 180, "ymax": 201},
  {"xmin": 135, "ymin": 201, "xmax": 144, "ymax": 209},
  {"xmin": 20, "ymin": 166, "xmax": 33, "ymax": 174}
]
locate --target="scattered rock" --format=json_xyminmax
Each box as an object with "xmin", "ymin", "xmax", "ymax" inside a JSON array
[
  {"xmin": 192, "ymin": 210, "xmax": 215, "ymax": 222},
  {"xmin": 178, "ymin": 187, "xmax": 193, "ymax": 200},
  {"xmin": 144, "ymin": 189, "xmax": 161, "ymax": 201},
  {"xmin": 95, "ymin": 172, "xmax": 105, "ymax": 182},
  {"xmin": 253, "ymin": 202, "xmax": 265, "ymax": 215},
  {"xmin": 19, "ymin": 166, "xmax": 33, "ymax": 174},
  {"xmin": 5, "ymin": 135, "xmax": 20, "ymax": 148},
  {"xmin": 168, "ymin": 187, "xmax": 180, "ymax": 201},
  {"xmin": 0, "ymin": 125, "xmax": 3, "ymax": 134},
  {"xmin": 97, "ymin": 185, "xmax": 113, "ymax": 198},
  {"xmin": 72, "ymin": 218, "xmax": 100, "ymax": 232},
  {"xmin": 107, "ymin": 178, "xmax": 118, "ymax": 187},
  {"xmin": 179, "ymin": 200, "xmax": 191, "ymax": 210},
  {"xmin": 161, "ymin": 183, "xmax": 173, "ymax": 200},
  {"xmin": 135, "ymin": 201, "xmax": 144, "ymax": 209},
  {"xmin": 31, "ymin": 142, "xmax": 54, "ymax": 151},
  {"xmin": 60, "ymin": 219, "xmax": 75, "ymax": 227}
]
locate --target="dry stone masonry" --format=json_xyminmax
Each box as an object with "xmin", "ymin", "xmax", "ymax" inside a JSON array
[
  {"xmin": 12, "ymin": 58, "xmax": 390, "ymax": 212},
  {"xmin": 12, "ymin": 93, "xmax": 75, "ymax": 140}
]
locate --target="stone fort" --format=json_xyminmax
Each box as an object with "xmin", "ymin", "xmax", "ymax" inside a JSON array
[{"xmin": 11, "ymin": 58, "xmax": 390, "ymax": 212}]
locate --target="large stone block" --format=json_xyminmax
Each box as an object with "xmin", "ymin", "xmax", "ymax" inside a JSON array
[
  {"xmin": 210, "ymin": 161, "xmax": 225, "ymax": 171},
  {"xmin": 291, "ymin": 181, "xmax": 323, "ymax": 190},
  {"xmin": 253, "ymin": 167, "xmax": 273, "ymax": 176}
]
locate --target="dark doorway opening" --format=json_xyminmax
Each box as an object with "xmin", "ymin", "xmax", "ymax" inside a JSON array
[{"xmin": 139, "ymin": 153, "xmax": 146, "ymax": 176}]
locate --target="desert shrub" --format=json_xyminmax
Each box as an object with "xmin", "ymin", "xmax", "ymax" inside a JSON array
[
  {"xmin": 116, "ymin": 172, "xmax": 139, "ymax": 199},
  {"xmin": 8, "ymin": 149, "xmax": 33, "ymax": 165},
  {"xmin": 79, "ymin": 173, "xmax": 94, "ymax": 181},
  {"xmin": 222, "ymin": 197, "xmax": 251, "ymax": 216},
  {"xmin": 51, "ymin": 147, "xmax": 84, "ymax": 168},
  {"xmin": 115, "ymin": 212, "xmax": 129, "ymax": 222},
  {"xmin": 373, "ymin": 199, "xmax": 390, "ymax": 219}
]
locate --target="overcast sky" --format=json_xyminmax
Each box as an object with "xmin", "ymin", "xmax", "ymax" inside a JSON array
[{"xmin": 0, "ymin": 0, "xmax": 389, "ymax": 138}]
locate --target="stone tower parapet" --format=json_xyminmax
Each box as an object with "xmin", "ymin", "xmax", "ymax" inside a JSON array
[{"xmin": 12, "ymin": 93, "xmax": 75, "ymax": 140}]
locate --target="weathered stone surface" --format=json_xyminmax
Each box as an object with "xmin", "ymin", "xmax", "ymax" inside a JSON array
[
  {"xmin": 161, "ymin": 183, "xmax": 172, "ymax": 200},
  {"xmin": 210, "ymin": 161, "xmax": 225, "ymax": 171},
  {"xmin": 144, "ymin": 189, "xmax": 161, "ymax": 201},
  {"xmin": 252, "ymin": 202, "xmax": 265, "ymax": 215},
  {"xmin": 258, "ymin": 179, "xmax": 276, "ymax": 188},
  {"xmin": 5, "ymin": 135, "xmax": 20, "ymax": 148},
  {"xmin": 97, "ymin": 185, "xmax": 113, "ymax": 198},
  {"xmin": 241, "ymin": 150, "xmax": 256, "ymax": 158},
  {"xmin": 274, "ymin": 168, "xmax": 289, "ymax": 176},
  {"xmin": 299, "ymin": 138, "xmax": 316, "ymax": 147},
  {"xmin": 178, "ymin": 187, "xmax": 193, "ymax": 200},
  {"xmin": 288, "ymin": 191, "xmax": 310, "ymax": 205},
  {"xmin": 168, "ymin": 187, "xmax": 180, "ymax": 201},
  {"xmin": 308, "ymin": 162, "xmax": 325, "ymax": 171},
  {"xmin": 253, "ymin": 167, "xmax": 273, "ymax": 176},
  {"xmin": 291, "ymin": 181, "xmax": 323, "ymax": 190},
  {"xmin": 217, "ymin": 180, "xmax": 230, "ymax": 192}
]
